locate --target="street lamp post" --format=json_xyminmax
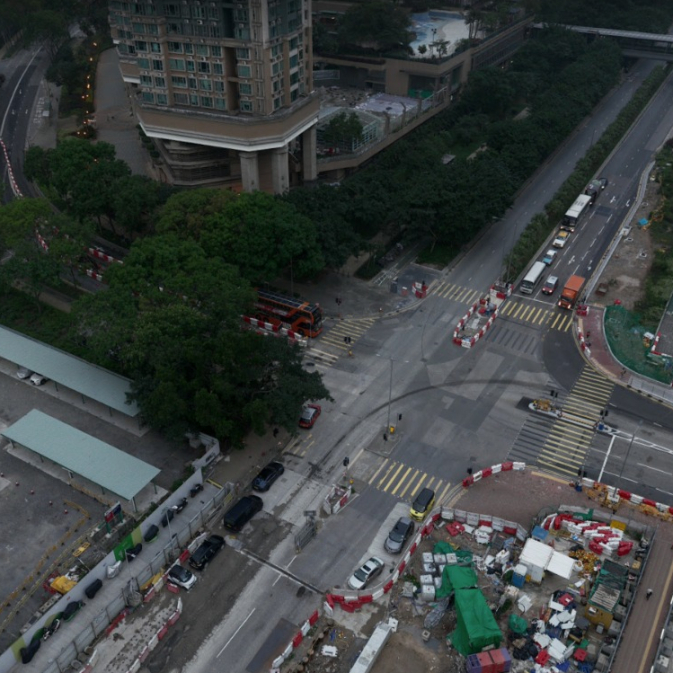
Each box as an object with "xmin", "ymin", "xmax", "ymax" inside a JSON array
[
  {"xmin": 163, "ymin": 507, "xmax": 174, "ymax": 548},
  {"xmin": 619, "ymin": 420, "xmax": 643, "ymax": 480},
  {"xmin": 387, "ymin": 358, "xmax": 394, "ymax": 433}
]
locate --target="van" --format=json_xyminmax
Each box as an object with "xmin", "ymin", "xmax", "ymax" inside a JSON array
[
  {"xmin": 223, "ymin": 495, "xmax": 263, "ymax": 532},
  {"xmin": 410, "ymin": 488, "xmax": 435, "ymax": 522}
]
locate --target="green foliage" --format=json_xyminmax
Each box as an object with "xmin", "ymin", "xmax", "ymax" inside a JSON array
[
  {"xmin": 156, "ymin": 189, "xmax": 325, "ymax": 283},
  {"xmin": 71, "ymin": 235, "xmax": 331, "ymax": 444},
  {"xmin": 322, "ymin": 112, "xmax": 364, "ymax": 149}
]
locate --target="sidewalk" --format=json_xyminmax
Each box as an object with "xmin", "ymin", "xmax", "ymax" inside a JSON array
[{"xmin": 578, "ymin": 307, "xmax": 673, "ymax": 407}]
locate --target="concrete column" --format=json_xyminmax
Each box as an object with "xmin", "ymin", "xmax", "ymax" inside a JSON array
[
  {"xmin": 271, "ymin": 146, "xmax": 289, "ymax": 194},
  {"xmin": 302, "ymin": 125, "xmax": 317, "ymax": 182},
  {"xmin": 239, "ymin": 151, "xmax": 260, "ymax": 192}
]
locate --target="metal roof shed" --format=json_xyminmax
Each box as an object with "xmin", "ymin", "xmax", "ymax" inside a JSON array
[
  {"xmin": 0, "ymin": 325, "xmax": 139, "ymax": 417},
  {"xmin": 2, "ymin": 410, "xmax": 159, "ymax": 511}
]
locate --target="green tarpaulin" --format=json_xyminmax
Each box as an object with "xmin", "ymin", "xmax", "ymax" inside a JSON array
[
  {"xmin": 448, "ymin": 589, "xmax": 502, "ymax": 655},
  {"xmin": 436, "ymin": 565, "xmax": 478, "ymax": 599},
  {"xmin": 509, "ymin": 613, "xmax": 528, "ymax": 634}
]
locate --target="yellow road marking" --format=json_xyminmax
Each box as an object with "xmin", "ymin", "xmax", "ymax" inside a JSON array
[
  {"xmin": 437, "ymin": 481, "xmax": 453, "ymax": 504},
  {"xmin": 399, "ymin": 470, "xmax": 420, "ymax": 497},
  {"xmin": 377, "ymin": 461, "xmax": 397, "ymax": 489},
  {"xmin": 383, "ymin": 463, "xmax": 405, "ymax": 492},
  {"xmin": 409, "ymin": 473, "xmax": 428, "ymax": 498},
  {"xmin": 368, "ymin": 458, "xmax": 389, "ymax": 485},
  {"xmin": 391, "ymin": 466, "xmax": 413, "ymax": 496}
]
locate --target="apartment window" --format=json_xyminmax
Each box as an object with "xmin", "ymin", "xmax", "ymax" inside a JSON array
[
  {"xmin": 147, "ymin": 23, "xmax": 159, "ymax": 35},
  {"xmin": 289, "ymin": 54, "xmax": 298, "ymax": 68},
  {"xmin": 272, "ymin": 62, "xmax": 281, "ymax": 75},
  {"xmin": 213, "ymin": 63, "xmax": 224, "ymax": 75},
  {"xmin": 214, "ymin": 80, "xmax": 225, "ymax": 92},
  {"xmin": 169, "ymin": 58, "xmax": 185, "ymax": 70},
  {"xmin": 290, "ymin": 72, "xmax": 299, "ymax": 85},
  {"xmin": 138, "ymin": 57, "xmax": 150, "ymax": 69},
  {"xmin": 201, "ymin": 96, "xmax": 213, "ymax": 108},
  {"xmin": 165, "ymin": 3, "xmax": 180, "ymax": 16},
  {"xmin": 272, "ymin": 79, "xmax": 279, "ymax": 92},
  {"xmin": 135, "ymin": 40, "xmax": 148, "ymax": 52},
  {"xmin": 140, "ymin": 75, "xmax": 152, "ymax": 86},
  {"xmin": 190, "ymin": 93, "xmax": 199, "ymax": 105},
  {"xmin": 172, "ymin": 76, "xmax": 187, "ymax": 88},
  {"xmin": 237, "ymin": 65, "xmax": 251, "ymax": 78},
  {"xmin": 151, "ymin": 42, "xmax": 162, "ymax": 53},
  {"xmin": 241, "ymin": 101, "xmax": 252, "ymax": 112},
  {"xmin": 274, "ymin": 97, "xmax": 281, "ymax": 110},
  {"xmin": 200, "ymin": 79, "xmax": 212, "ymax": 91},
  {"xmin": 215, "ymin": 97, "xmax": 226, "ymax": 110},
  {"xmin": 168, "ymin": 42, "xmax": 183, "ymax": 53},
  {"xmin": 174, "ymin": 92, "xmax": 188, "ymax": 104},
  {"xmin": 211, "ymin": 45, "xmax": 222, "ymax": 57},
  {"xmin": 239, "ymin": 83, "xmax": 252, "ymax": 95},
  {"xmin": 157, "ymin": 93, "xmax": 168, "ymax": 105},
  {"xmin": 132, "ymin": 23, "xmax": 145, "ymax": 34},
  {"xmin": 290, "ymin": 37, "xmax": 298, "ymax": 50},
  {"xmin": 154, "ymin": 76, "xmax": 166, "ymax": 88},
  {"xmin": 167, "ymin": 22, "xmax": 182, "ymax": 34},
  {"xmin": 152, "ymin": 59, "xmax": 164, "ymax": 71},
  {"xmin": 188, "ymin": 77, "xmax": 198, "ymax": 89},
  {"xmin": 291, "ymin": 89, "xmax": 298, "ymax": 102},
  {"xmin": 186, "ymin": 61, "xmax": 195, "ymax": 72},
  {"xmin": 142, "ymin": 92, "xmax": 155, "ymax": 103},
  {"xmin": 192, "ymin": 6, "xmax": 206, "ymax": 19},
  {"xmin": 236, "ymin": 48, "xmax": 250, "ymax": 59},
  {"xmin": 198, "ymin": 62, "xmax": 211, "ymax": 74},
  {"xmin": 196, "ymin": 44, "xmax": 209, "ymax": 56},
  {"xmin": 184, "ymin": 43, "xmax": 194, "ymax": 54}
]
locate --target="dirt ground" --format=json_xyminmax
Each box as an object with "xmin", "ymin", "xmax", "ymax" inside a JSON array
[{"xmin": 590, "ymin": 174, "xmax": 661, "ymax": 309}]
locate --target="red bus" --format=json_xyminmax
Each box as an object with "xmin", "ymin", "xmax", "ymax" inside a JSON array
[{"xmin": 254, "ymin": 289, "xmax": 323, "ymax": 337}]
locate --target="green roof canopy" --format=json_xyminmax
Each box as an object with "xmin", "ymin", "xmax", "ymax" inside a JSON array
[{"xmin": 2, "ymin": 410, "xmax": 159, "ymax": 501}]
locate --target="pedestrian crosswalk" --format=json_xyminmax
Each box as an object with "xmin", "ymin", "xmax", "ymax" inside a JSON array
[
  {"xmin": 430, "ymin": 281, "xmax": 574, "ymax": 332},
  {"xmin": 431, "ymin": 281, "xmax": 483, "ymax": 305},
  {"xmin": 367, "ymin": 458, "xmax": 453, "ymax": 505},
  {"xmin": 499, "ymin": 300, "xmax": 574, "ymax": 332},
  {"xmin": 508, "ymin": 368, "xmax": 615, "ymax": 478},
  {"xmin": 306, "ymin": 316, "xmax": 378, "ymax": 370}
]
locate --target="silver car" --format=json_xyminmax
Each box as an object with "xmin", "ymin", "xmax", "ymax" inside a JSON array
[{"xmin": 347, "ymin": 557, "xmax": 384, "ymax": 590}]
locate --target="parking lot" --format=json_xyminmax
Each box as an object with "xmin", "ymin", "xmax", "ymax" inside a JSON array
[{"xmin": 0, "ymin": 365, "xmax": 195, "ymax": 652}]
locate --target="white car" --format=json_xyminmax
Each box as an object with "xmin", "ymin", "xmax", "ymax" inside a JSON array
[
  {"xmin": 29, "ymin": 373, "xmax": 49, "ymax": 386},
  {"xmin": 167, "ymin": 565, "xmax": 197, "ymax": 590},
  {"xmin": 553, "ymin": 231, "xmax": 570, "ymax": 248},
  {"xmin": 347, "ymin": 557, "xmax": 384, "ymax": 590}
]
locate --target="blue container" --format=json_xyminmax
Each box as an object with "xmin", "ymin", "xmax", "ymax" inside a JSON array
[{"xmin": 512, "ymin": 572, "xmax": 525, "ymax": 588}]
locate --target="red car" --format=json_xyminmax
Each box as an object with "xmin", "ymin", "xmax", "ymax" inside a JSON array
[{"xmin": 299, "ymin": 404, "xmax": 321, "ymax": 428}]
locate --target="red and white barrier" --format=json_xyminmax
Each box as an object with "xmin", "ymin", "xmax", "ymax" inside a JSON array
[
  {"xmin": 88, "ymin": 247, "xmax": 124, "ymax": 264},
  {"xmin": 86, "ymin": 268, "xmax": 104, "ymax": 282},
  {"xmin": 271, "ymin": 610, "xmax": 320, "ymax": 670},
  {"xmin": 461, "ymin": 461, "xmax": 525, "ymax": 488},
  {"xmin": 651, "ymin": 332, "xmax": 663, "ymax": 356},
  {"xmin": 452, "ymin": 283, "xmax": 512, "ymax": 349},
  {"xmin": 0, "ymin": 139, "xmax": 22, "ymax": 198}
]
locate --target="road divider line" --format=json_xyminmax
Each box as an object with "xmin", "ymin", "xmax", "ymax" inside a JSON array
[{"xmin": 217, "ymin": 608, "xmax": 257, "ymax": 657}]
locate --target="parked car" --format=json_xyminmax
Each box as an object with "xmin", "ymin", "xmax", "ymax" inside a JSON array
[
  {"xmin": 252, "ymin": 461, "xmax": 285, "ymax": 492},
  {"xmin": 541, "ymin": 276, "xmax": 559, "ymax": 296},
  {"xmin": 552, "ymin": 231, "xmax": 570, "ymax": 249},
  {"xmin": 347, "ymin": 557, "xmax": 384, "ymax": 590},
  {"xmin": 410, "ymin": 487, "xmax": 436, "ymax": 522},
  {"xmin": 167, "ymin": 565, "xmax": 197, "ymax": 591},
  {"xmin": 542, "ymin": 249, "xmax": 557, "ymax": 266},
  {"xmin": 384, "ymin": 517, "xmax": 415, "ymax": 554},
  {"xmin": 29, "ymin": 373, "xmax": 48, "ymax": 386},
  {"xmin": 586, "ymin": 177, "xmax": 608, "ymax": 194},
  {"xmin": 223, "ymin": 495, "xmax": 263, "ymax": 532},
  {"xmin": 299, "ymin": 404, "xmax": 321, "ymax": 429},
  {"xmin": 16, "ymin": 366, "xmax": 33, "ymax": 380},
  {"xmin": 189, "ymin": 535, "xmax": 225, "ymax": 570}
]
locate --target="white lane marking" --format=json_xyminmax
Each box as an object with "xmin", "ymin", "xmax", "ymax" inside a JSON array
[
  {"xmin": 217, "ymin": 608, "xmax": 257, "ymax": 657},
  {"xmin": 598, "ymin": 435, "xmax": 616, "ymax": 482}
]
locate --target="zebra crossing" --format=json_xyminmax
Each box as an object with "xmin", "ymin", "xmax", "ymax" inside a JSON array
[
  {"xmin": 306, "ymin": 316, "xmax": 378, "ymax": 370},
  {"xmin": 508, "ymin": 367, "xmax": 615, "ymax": 478},
  {"xmin": 430, "ymin": 281, "xmax": 574, "ymax": 332},
  {"xmin": 367, "ymin": 457, "xmax": 453, "ymax": 505}
]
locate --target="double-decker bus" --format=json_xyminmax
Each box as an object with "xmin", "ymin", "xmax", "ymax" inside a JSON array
[
  {"xmin": 520, "ymin": 261, "xmax": 546, "ymax": 295},
  {"xmin": 254, "ymin": 289, "xmax": 323, "ymax": 337}
]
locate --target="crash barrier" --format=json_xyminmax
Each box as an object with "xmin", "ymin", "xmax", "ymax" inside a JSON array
[
  {"xmin": 452, "ymin": 283, "xmax": 512, "ymax": 349},
  {"xmin": 325, "ymin": 488, "xmax": 529, "ymax": 614},
  {"xmin": 124, "ymin": 598, "xmax": 183, "ymax": 673},
  {"xmin": 323, "ymin": 484, "xmax": 353, "ymax": 515},
  {"xmin": 413, "ymin": 281, "xmax": 428, "ymax": 299},
  {"xmin": 461, "ymin": 461, "xmax": 525, "ymax": 488},
  {"xmin": 88, "ymin": 247, "xmax": 123, "ymax": 265},
  {"xmin": 580, "ymin": 477, "xmax": 673, "ymax": 520},
  {"xmin": 577, "ymin": 330, "xmax": 591, "ymax": 357},
  {"xmin": 241, "ymin": 315, "xmax": 306, "ymax": 346},
  {"xmin": 9, "ymin": 478, "xmax": 236, "ymax": 673},
  {"xmin": 576, "ymin": 304, "xmax": 589, "ymax": 317},
  {"xmin": 0, "ymin": 139, "xmax": 22, "ymax": 198},
  {"xmin": 540, "ymin": 513, "xmax": 633, "ymax": 557},
  {"xmin": 270, "ymin": 610, "xmax": 320, "ymax": 670}
]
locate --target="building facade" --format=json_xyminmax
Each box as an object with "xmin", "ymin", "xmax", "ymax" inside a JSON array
[{"xmin": 108, "ymin": 0, "xmax": 319, "ymax": 192}]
